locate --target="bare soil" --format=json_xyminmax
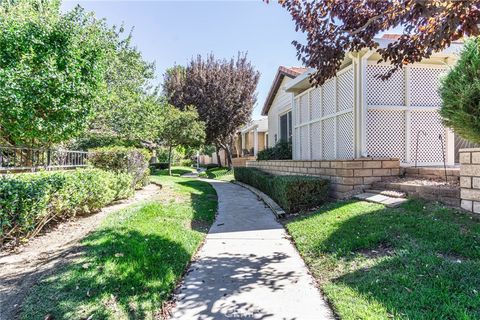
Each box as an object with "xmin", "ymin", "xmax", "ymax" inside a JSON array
[{"xmin": 0, "ymin": 184, "xmax": 161, "ymax": 320}]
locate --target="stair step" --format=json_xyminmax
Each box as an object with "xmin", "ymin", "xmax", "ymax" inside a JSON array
[
  {"xmin": 354, "ymin": 192, "xmax": 409, "ymax": 208},
  {"xmin": 365, "ymin": 189, "xmax": 407, "ymax": 198}
]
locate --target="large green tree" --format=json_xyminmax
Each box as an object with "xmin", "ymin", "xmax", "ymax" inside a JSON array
[
  {"xmin": 157, "ymin": 104, "xmax": 205, "ymax": 175},
  {"xmin": 0, "ymin": 1, "xmax": 115, "ymax": 147}
]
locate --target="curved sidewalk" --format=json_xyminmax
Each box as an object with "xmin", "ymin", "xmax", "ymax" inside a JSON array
[{"xmin": 170, "ymin": 180, "xmax": 334, "ymax": 320}]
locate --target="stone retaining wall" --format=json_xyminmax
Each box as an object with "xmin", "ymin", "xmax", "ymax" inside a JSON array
[
  {"xmin": 246, "ymin": 158, "xmax": 400, "ymax": 199},
  {"xmin": 459, "ymin": 148, "xmax": 480, "ymax": 213}
]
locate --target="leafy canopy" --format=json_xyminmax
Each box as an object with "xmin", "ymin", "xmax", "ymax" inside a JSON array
[
  {"xmin": 278, "ymin": 0, "xmax": 480, "ymax": 85},
  {"xmin": 0, "ymin": 1, "xmax": 115, "ymax": 146},
  {"xmin": 440, "ymin": 37, "xmax": 480, "ymax": 143}
]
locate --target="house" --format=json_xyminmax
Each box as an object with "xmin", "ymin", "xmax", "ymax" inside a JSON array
[
  {"xmin": 233, "ymin": 117, "xmax": 269, "ymax": 157},
  {"xmin": 262, "ymin": 35, "xmax": 465, "ymax": 166},
  {"xmin": 261, "ymin": 66, "xmax": 308, "ymax": 147}
]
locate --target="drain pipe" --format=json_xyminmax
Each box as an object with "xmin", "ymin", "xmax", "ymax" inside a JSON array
[
  {"xmin": 415, "ymin": 130, "xmax": 427, "ymax": 168},
  {"xmin": 439, "ymin": 134, "xmax": 448, "ymax": 183}
]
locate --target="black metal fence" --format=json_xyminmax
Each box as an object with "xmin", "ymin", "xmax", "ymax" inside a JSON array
[{"xmin": 0, "ymin": 146, "xmax": 89, "ymax": 172}]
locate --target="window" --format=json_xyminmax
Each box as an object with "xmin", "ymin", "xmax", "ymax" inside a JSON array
[{"xmin": 280, "ymin": 111, "xmax": 292, "ymax": 142}]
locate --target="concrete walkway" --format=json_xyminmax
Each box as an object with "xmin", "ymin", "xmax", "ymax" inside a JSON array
[{"xmin": 170, "ymin": 180, "xmax": 334, "ymax": 320}]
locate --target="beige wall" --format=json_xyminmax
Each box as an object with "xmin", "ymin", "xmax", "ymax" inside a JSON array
[
  {"xmin": 267, "ymin": 76, "xmax": 294, "ymax": 147},
  {"xmin": 460, "ymin": 148, "xmax": 480, "ymax": 213},
  {"xmin": 246, "ymin": 158, "xmax": 400, "ymax": 199}
]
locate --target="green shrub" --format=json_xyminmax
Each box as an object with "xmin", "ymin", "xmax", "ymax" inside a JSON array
[
  {"xmin": 68, "ymin": 132, "xmax": 142, "ymax": 150},
  {"xmin": 178, "ymin": 159, "xmax": 194, "ymax": 167},
  {"xmin": 257, "ymin": 140, "xmax": 292, "ymax": 160},
  {"xmin": 0, "ymin": 169, "xmax": 134, "ymax": 245},
  {"xmin": 234, "ymin": 167, "xmax": 329, "ymax": 213},
  {"xmin": 88, "ymin": 146, "xmax": 151, "ymax": 189},
  {"xmin": 440, "ymin": 37, "xmax": 480, "ymax": 143}
]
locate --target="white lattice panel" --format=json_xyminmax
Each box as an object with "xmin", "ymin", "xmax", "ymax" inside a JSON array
[
  {"xmin": 409, "ymin": 110, "xmax": 446, "ymax": 163},
  {"xmin": 294, "ymin": 98, "xmax": 300, "ymax": 126},
  {"xmin": 322, "ymin": 118, "xmax": 336, "ymax": 159},
  {"xmin": 336, "ymin": 112, "xmax": 354, "ymax": 159},
  {"xmin": 322, "ymin": 79, "xmax": 336, "ymax": 116},
  {"xmin": 310, "ymin": 87, "xmax": 322, "ymax": 120},
  {"xmin": 294, "ymin": 127, "xmax": 300, "ymax": 159},
  {"xmin": 300, "ymin": 126, "xmax": 310, "ymax": 159},
  {"xmin": 366, "ymin": 65, "xmax": 405, "ymax": 106},
  {"xmin": 310, "ymin": 121, "xmax": 322, "ymax": 160},
  {"xmin": 410, "ymin": 67, "xmax": 446, "ymax": 107},
  {"xmin": 366, "ymin": 110, "xmax": 406, "ymax": 162},
  {"xmin": 337, "ymin": 68, "xmax": 354, "ymax": 112},
  {"xmin": 300, "ymin": 94, "xmax": 309, "ymax": 124}
]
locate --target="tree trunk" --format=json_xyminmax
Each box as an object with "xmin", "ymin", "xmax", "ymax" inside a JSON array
[
  {"xmin": 215, "ymin": 145, "xmax": 222, "ymax": 167},
  {"xmin": 168, "ymin": 145, "xmax": 173, "ymax": 176},
  {"xmin": 225, "ymin": 146, "xmax": 233, "ymax": 169}
]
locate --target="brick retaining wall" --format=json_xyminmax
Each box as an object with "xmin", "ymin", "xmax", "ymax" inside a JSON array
[
  {"xmin": 460, "ymin": 148, "xmax": 480, "ymax": 213},
  {"xmin": 246, "ymin": 158, "xmax": 400, "ymax": 199}
]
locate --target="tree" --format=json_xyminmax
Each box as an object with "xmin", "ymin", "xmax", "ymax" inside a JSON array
[
  {"xmin": 157, "ymin": 104, "xmax": 205, "ymax": 175},
  {"xmin": 91, "ymin": 28, "xmax": 163, "ymax": 143},
  {"xmin": 277, "ymin": 0, "xmax": 480, "ymax": 86},
  {"xmin": 0, "ymin": 1, "xmax": 115, "ymax": 147},
  {"xmin": 440, "ymin": 37, "xmax": 480, "ymax": 143},
  {"xmin": 163, "ymin": 53, "xmax": 260, "ymax": 168}
]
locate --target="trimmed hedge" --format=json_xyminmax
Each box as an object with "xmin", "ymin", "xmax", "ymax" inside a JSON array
[
  {"xmin": 234, "ymin": 167, "xmax": 329, "ymax": 213},
  {"xmin": 88, "ymin": 146, "xmax": 151, "ymax": 189},
  {"xmin": 0, "ymin": 169, "xmax": 134, "ymax": 245}
]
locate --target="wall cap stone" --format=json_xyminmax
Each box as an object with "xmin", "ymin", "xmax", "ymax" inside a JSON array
[{"xmin": 459, "ymin": 148, "xmax": 480, "ymax": 152}]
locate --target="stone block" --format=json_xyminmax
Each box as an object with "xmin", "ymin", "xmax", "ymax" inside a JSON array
[
  {"xmin": 461, "ymin": 188, "xmax": 480, "ymax": 201},
  {"xmin": 460, "ymin": 152, "xmax": 471, "ymax": 164},
  {"xmin": 320, "ymin": 161, "xmax": 331, "ymax": 168},
  {"xmin": 331, "ymin": 184, "xmax": 354, "ymax": 192},
  {"xmin": 340, "ymin": 177, "xmax": 364, "ymax": 185},
  {"xmin": 336, "ymin": 169, "xmax": 354, "ymax": 177},
  {"xmin": 473, "ymin": 177, "xmax": 480, "ymax": 189},
  {"xmin": 343, "ymin": 161, "xmax": 364, "ymax": 169},
  {"xmin": 382, "ymin": 160, "xmax": 400, "ymax": 168},
  {"xmin": 330, "ymin": 161, "xmax": 343, "ymax": 168},
  {"xmin": 324, "ymin": 168, "xmax": 336, "ymax": 176},
  {"xmin": 373, "ymin": 169, "xmax": 391, "ymax": 176},
  {"xmin": 460, "ymin": 164, "xmax": 480, "ymax": 177},
  {"xmin": 474, "ymin": 201, "xmax": 480, "ymax": 214},
  {"xmin": 461, "ymin": 199, "xmax": 473, "ymax": 211},
  {"xmin": 473, "ymin": 153, "xmax": 480, "ymax": 164},
  {"xmin": 354, "ymin": 169, "xmax": 373, "ymax": 177},
  {"xmin": 362, "ymin": 161, "xmax": 382, "ymax": 169}
]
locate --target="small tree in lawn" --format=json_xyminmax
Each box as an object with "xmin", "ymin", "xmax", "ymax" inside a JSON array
[
  {"xmin": 276, "ymin": 0, "xmax": 480, "ymax": 85},
  {"xmin": 440, "ymin": 38, "xmax": 480, "ymax": 143},
  {"xmin": 158, "ymin": 105, "xmax": 205, "ymax": 175},
  {"xmin": 163, "ymin": 53, "xmax": 260, "ymax": 168}
]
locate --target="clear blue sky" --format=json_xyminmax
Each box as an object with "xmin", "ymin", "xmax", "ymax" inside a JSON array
[{"xmin": 61, "ymin": 0, "xmax": 305, "ymax": 119}]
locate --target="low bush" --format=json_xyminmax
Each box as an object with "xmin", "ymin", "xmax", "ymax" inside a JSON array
[
  {"xmin": 234, "ymin": 167, "xmax": 329, "ymax": 213},
  {"xmin": 178, "ymin": 159, "xmax": 194, "ymax": 167},
  {"xmin": 0, "ymin": 168, "xmax": 134, "ymax": 245},
  {"xmin": 201, "ymin": 163, "xmax": 219, "ymax": 169},
  {"xmin": 257, "ymin": 140, "xmax": 292, "ymax": 160},
  {"xmin": 88, "ymin": 146, "xmax": 151, "ymax": 189}
]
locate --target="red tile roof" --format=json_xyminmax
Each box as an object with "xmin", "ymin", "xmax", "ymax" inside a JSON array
[{"xmin": 261, "ymin": 66, "xmax": 308, "ymax": 116}]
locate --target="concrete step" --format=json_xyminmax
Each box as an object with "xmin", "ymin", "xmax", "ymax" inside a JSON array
[
  {"xmin": 364, "ymin": 189, "xmax": 407, "ymax": 198},
  {"xmin": 354, "ymin": 192, "xmax": 409, "ymax": 208}
]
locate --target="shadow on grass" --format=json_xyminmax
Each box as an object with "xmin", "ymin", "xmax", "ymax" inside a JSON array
[
  {"xmin": 21, "ymin": 228, "xmax": 193, "ymax": 320},
  {"xmin": 177, "ymin": 180, "xmax": 218, "ymax": 231},
  {"xmin": 289, "ymin": 199, "xmax": 480, "ymax": 319},
  {"xmin": 153, "ymin": 167, "xmax": 194, "ymax": 177}
]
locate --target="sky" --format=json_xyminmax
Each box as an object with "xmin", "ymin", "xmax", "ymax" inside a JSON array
[{"xmin": 61, "ymin": 0, "xmax": 305, "ymax": 119}]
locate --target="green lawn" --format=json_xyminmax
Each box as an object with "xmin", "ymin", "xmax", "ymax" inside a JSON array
[
  {"xmin": 199, "ymin": 167, "xmax": 234, "ymax": 181},
  {"xmin": 156, "ymin": 165, "xmax": 196, "ymax": 177},
  {"xmin": 285, "ymin": 199, "xmax": 480, "ymax": 320},
  {"xmin": 21, "ymin": 174, "xmax": 217, "ymax": 320}
]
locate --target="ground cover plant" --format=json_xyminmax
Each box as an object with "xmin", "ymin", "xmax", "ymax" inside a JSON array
[
  {"xmin": 199, "ymin": 167, "xmax": 234, "ymax": 181},
  {"xmin": 285, "ymin": 199, "xmax": 480, "ymax": 319},
  {"xmin": 234, "ymin": 167, "xmax": 329, "ymax": 213},
  {"xmin": 0, "ymin": 169, "xmax": 134, "ymax": 246},
  {"xmin": 21, "ymin": 173, "xmax": 217, "ymax": 319}
]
